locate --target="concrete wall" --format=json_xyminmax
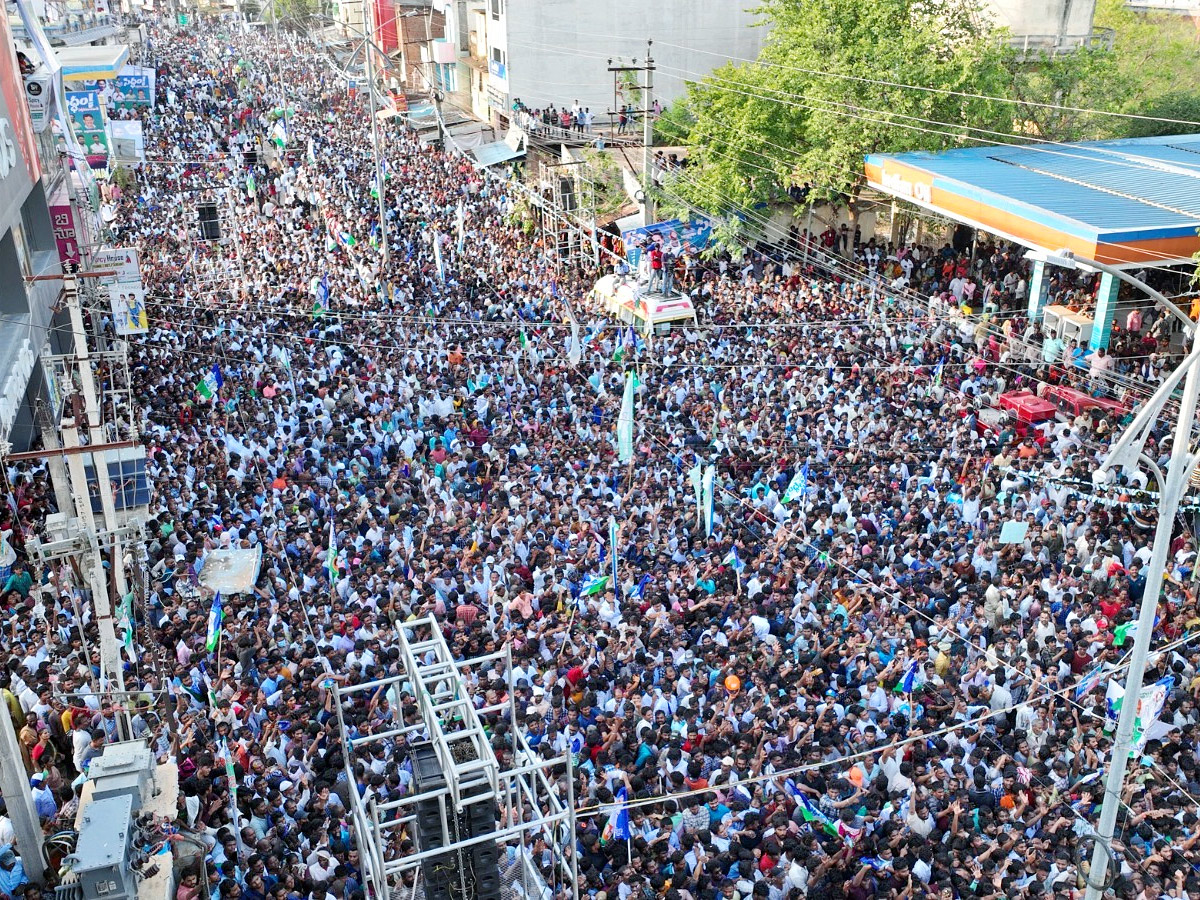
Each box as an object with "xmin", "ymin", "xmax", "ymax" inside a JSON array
[
  {"xmin": 499, "ymin": 0, "xmax": 768, "ymax": 118},
  {"xmin": 984, "ymin": 0, "xmax": 1096, "ymax": 38}
]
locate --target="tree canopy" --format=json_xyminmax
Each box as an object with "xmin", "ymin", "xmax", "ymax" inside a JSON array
[{"xmin": 660, "ymin": 0, "xmax": 1200, "ymax": 220}]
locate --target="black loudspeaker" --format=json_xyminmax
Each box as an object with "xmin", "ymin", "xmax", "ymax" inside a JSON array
[
  {"xmin": 408, "ymin": 742, "xmax": 501, "ymax": 900},
  {"xmin": 244, "ymin": 149, "xmax": 259, "ymax": 167},
  {"xmin": 197, "ymin": 202, "xmax": 221, "ymax": 241},
  {"xmin": 559, "ymin": 176, "xmax": 575, "ymax": 212}
]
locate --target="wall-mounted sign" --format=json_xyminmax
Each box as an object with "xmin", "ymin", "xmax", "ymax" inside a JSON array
[{"xmin": 22, "ymin": 74, "xmax": 52, "ymax": 133}]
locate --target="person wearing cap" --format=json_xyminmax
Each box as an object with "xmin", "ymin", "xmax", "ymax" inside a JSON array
[{"xmin": 0, "ymin": 846, "xmax": 27, "ymax": 898}]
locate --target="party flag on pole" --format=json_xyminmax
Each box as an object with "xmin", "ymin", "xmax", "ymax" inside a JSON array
[
  {"xmin": 600, "ymin": 785, "xmax": 631, "ymax": 845},
  {"xmin": 617, "ymin": 371, "xmax": 635, "ymax": 463},
  {"xmin": 894, "ymin": 659, "xmax": 921, "ymax": 694},
  {"xmin": 312, "ymin": 273, "xmax": 330, "ymax": 319},
  {"xmin": 689, "ymin": 464, "xmax": 703, "ymax": 530},
  {"xmin": 1112, "ymin": 621, "xmax": 1139, "ymax": 647},
  {"xmin": 702, "ymin": 465, "xmax": 715, "ymax": 537},
  {"xmin": 205, "ymin": 592, "xmax": 223, "ymax": 653},
  {"xmin": 432, "ymin": 229, "xmax": 445, "ymax": 281},
  {"xmin": 581, "ymin": 574, "xmax": 609, "ymax": 596},
  {"xmin": 326, "ymin": 520, "xmax": 339, "ymax": 585},
  {"xmin": 609, "ymin": 516, "xmax": 621, "ymax": 609},
  {"xmin": 195, "ymin": 365, "xmax": 224, "ymax": 400},
  {"xmin": 118, "ymin": 592, "xmax": 136, "ymax": 662}
]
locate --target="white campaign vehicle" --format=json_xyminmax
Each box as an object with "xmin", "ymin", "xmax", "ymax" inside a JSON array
[{"xmin": 591, "ymin": 274, "xmax": 698, "ymax": 341}]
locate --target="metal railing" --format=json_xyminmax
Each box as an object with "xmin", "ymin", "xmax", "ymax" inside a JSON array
[
  {"xmin": 1003, "ymin": 28, "xmax": 1115, "ymax": 57},
  {"xmin": 1125, "ymin": 0, "xmax": 1199, "ymax": 11},
  {"xmin": 12, "ymin": 13, "xmax": 122, "ymax": 45}
]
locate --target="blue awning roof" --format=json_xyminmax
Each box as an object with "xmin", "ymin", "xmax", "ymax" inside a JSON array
[{"xmin": 865, "ymin": 134, "xmax": 1200, "ymax": 267}]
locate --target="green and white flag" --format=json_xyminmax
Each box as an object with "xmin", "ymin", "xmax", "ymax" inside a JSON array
[
  {"xmin": 195, "ymin": 365, "xmax": 224, "ymax": 400},
  {"xmin": 689, "ymin": 464, "xmax": 703, "ymax": 530},
  {"xmin": 1112, "ymin": 621, "xmax": 1138, "ymax": 647},
  {"xmin": 326, "ymin": 519, "xmax": 339, "ymax": 584},
  {"xmin": 1104, "ymin": 676, "xmax": 1175, "ymax": 756},
  {"xmin": 581, "ymin": 574, "xmax": 609, "ymax": 596},
  {"xmin": 617, "ymin": 371, "xmax": 635, "ymax": 463},
  {"xmin": 117, "ymin": 592, "xmax": 136, "ymax": 662}
]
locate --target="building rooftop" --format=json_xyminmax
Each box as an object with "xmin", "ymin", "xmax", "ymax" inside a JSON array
[{"xmin": 865, "ymin": 134, "xmax": 1200, "ymax": 268}]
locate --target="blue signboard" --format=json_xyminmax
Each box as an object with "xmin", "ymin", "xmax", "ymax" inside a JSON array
[{"xmin": 621, "ymin": 218, "xmax": 713, "ymax": 268}]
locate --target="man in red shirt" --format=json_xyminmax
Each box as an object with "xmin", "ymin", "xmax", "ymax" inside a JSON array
[{"xmin": 648, "ymin": 243, "xmax": 664, "ymax": 292}]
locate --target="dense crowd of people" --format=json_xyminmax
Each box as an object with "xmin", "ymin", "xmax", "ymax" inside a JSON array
[{"xmin": 3, "ymin": 13, "xmax": 1200, "ymax": 900}]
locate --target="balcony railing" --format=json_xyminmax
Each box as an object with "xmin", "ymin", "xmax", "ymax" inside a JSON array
[
  {"xmin": 1126, "ymin": 0, "xmax": 1199, "ymax": 10},
  {"xmin": 1004, "ymin": 27, "xmax": 1115, "ymax": 57},
  {"xmin": 12, "ymin": 13, "xmax": 121, "ymax": 45}
]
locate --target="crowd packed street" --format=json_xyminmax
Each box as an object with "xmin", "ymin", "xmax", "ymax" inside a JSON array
[{"xmin": 3, "ymin": 14, "xmax": 1200, "ymax": 900}]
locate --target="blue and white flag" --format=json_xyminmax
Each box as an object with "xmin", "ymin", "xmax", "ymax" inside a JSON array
[
  {"xmin": 781, "ymin": 463, "xmax": 810, "ymax": 505},
  {"xmin": 723, "ymin": 546, "xmax": 745, "ymax": 574},
  {"xmin": 432, "ymin": 229, "xmax": 445, "ymax": 282},
  {"xmin": 1075, "ymin": 664, "xmax": 1105, "ymax": 702},
  {"xmin": 601, "ymin": 785, "xmax": 631, "ymax": 845},
  {"xmin": 629, "ymin": 574, "xmax": 652, "ymax": 602},
  {"xmin": 895, "ymin": 659, "xmax": 921, "ymax": 694},
  {"xmin": 205, "ymin": 593, "xmax": 223, "ymax": 653},
  {"xmin": 196, "ymin": 365, "xmax": 224, "ymax": 400}
]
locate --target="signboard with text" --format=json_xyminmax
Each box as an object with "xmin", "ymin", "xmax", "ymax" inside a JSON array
[
  {"xmin": 113, "ymin": 66, "xmax": 155, "ymax": 109},
  {"xmin": 0, "ymin": 11, "xmax": 40, "ymax": 226},
  {"xmin": 65, "ymin": 89, "xmax": 109, "ymax": 169},
  {"xmin": 49, "ymin": 199, "xmax": 80, "ymax": 272},
  {"xmin": 22, "ymin": 74, "xmax": 52, "ymax": 133},
  {"xmin": 93, "ymin": 247, "xmax": 148, "ymax": 335}
]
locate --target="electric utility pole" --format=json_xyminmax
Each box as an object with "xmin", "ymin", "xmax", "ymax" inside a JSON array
[{"xmin": 608, "ymin": 41, "xmax": 655, "ymax": 224}]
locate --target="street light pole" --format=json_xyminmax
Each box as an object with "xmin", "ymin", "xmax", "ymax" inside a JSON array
[
  {"xmin": 362, "ymin": 3, "xmax": 391, "ymax": 266},
  {"xmin": 1027, "ymin": 249, "xmax": 1200, "ymax": 899}
]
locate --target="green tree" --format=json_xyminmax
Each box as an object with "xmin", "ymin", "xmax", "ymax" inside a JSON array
[{"xmin": 666, "ymin": 0, "xmax": 1015, "ymax": 219}]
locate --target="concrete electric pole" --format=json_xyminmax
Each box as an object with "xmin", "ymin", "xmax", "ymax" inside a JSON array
[{"xmin": 608, "ymin": 42, "xmax": 656, "ymax": 226}]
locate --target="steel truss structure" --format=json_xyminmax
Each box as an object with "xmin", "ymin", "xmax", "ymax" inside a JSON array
[{"xmin": 333, "ymin": 616, "xmax": 580, "ymax": 900}]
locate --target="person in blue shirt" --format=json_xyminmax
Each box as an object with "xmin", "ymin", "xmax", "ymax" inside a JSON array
[{"xmin": 0, "ymin": 846, "xmax": 28, "ymax": 898}]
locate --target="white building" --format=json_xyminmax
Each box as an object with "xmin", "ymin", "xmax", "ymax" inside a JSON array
[
  {"xmin": 434, "ymin": 0, "xmax": 770, "ymax": 127},
  {"xmin": 984, "ymin": 0, "xmax": 1111, "ymax": 54}
]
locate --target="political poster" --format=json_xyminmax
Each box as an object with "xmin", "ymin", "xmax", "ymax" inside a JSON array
[
  {"xmin": 113, "ymin": 66, "xmax": 155, "ymax": 109},
  {"xmin": 64, "ymin": 89, "xmax": 109, "ymax": 168},
  {"xmin": 109, "ymin": 283, "xmax": 148, "ymax": 335},
  {"xmin": 94, "ymin": 247, "xmax": 147, "ymax": 335},
  {"xmin": 621, "ymin": 218, "xmax": 712, "ymax": 268}
]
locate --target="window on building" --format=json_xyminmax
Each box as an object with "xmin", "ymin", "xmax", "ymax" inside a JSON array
[{"xmin": 490, "ymin": 0, "xmax": 502, "ymax": 19}]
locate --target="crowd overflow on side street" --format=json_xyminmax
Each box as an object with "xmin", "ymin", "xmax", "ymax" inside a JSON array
[{"xmin": 3, "ymin": 13, "xmax": 1200, "ymax": 900}]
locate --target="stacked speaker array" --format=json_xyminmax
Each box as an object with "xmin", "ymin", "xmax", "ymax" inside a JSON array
[{"xmin": 410, "ymin": 743, "xmax": 501, "ymax": 900}]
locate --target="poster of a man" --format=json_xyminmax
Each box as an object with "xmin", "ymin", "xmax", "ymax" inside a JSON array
[
  {"xmin": 109, "ymin": 284, "xmax": 148, "ymax": 335},
  {"xmin": 65, "ymin": 90, "xmax": 109, "ymax": 167}
]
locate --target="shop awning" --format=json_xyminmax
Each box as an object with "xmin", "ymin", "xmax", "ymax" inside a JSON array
[
  {"xmin": 471, "ymin": 125, "xmax": 526, "ymax": 168},
  {"xmin": 865, "ymin": 134, "xmax": 1200, "ymax": 268},
  {"xmin": 55, "ymin": 44, "xmax": 129, "ymax": 81}
]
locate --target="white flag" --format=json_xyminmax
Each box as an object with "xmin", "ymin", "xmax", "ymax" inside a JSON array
[
  {"xmin": 689, "ymin": 464, "xmax": 703, "ymax": 530},
  {"xmin": 568, "ymin": 320, "xmax": 582, "ymax": 367},
  {"xmin": 702, "ymin": 465, "xmax": 715, "ymax": 537},
  {"xmin": 617, "ymin": 372, "xmax": 635, "ymax": 463}
]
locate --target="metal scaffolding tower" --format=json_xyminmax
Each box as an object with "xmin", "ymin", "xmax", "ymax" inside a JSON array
[{"xmin": 334, "ymin": 616, "xmax": 579, "ymax": 900}]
